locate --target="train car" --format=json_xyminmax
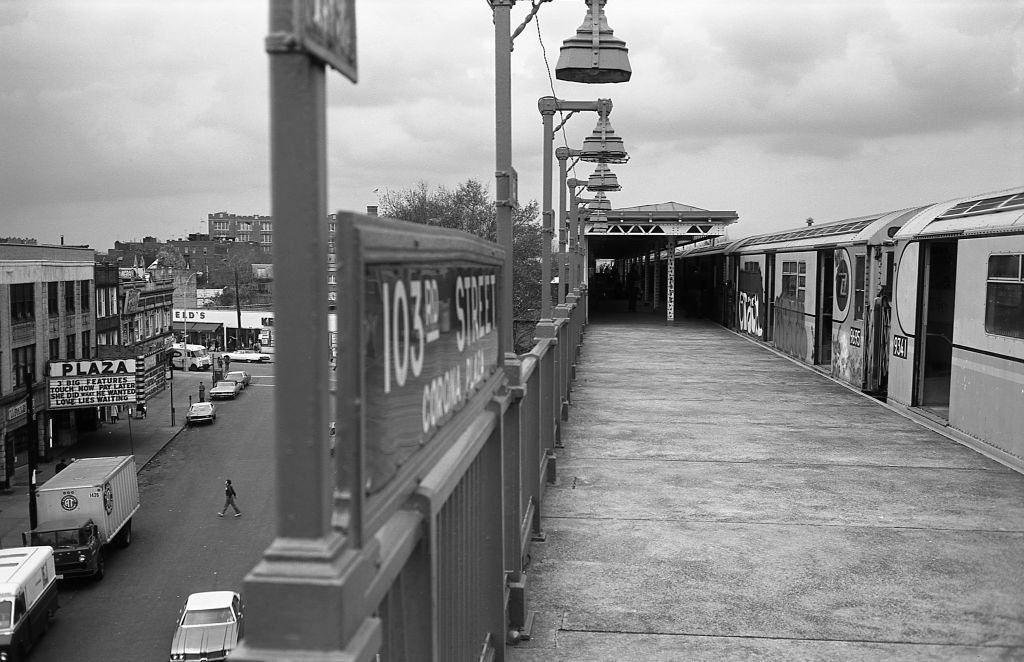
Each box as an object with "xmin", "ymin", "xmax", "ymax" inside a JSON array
[
  {"xmin": 725, "ymin": 214, "xmax": 888, "ymax": 368},
  {"xmin": 829, "ymin": 206, "xmax": 929, "ymax": 394},
  {"xmin": 887, "ymin": 186, "xmax": 1024, "ymax": 471}
]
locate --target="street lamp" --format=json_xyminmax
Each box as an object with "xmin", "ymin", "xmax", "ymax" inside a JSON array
[
  {"xmin": 538, "ymin": 97, "xmax": 622, "ymax": 318},
  {"xmin": 489, "ymin": 0, "xmax": 630, "ymax": 353},
  {"xmin": 555, "ymin": 0, "xmax": 631, "ymax": 84}
]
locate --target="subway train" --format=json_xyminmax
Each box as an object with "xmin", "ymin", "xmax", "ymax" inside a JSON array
[{"xmin": 677, "ymin": 185, "xmax": 1024, "ymax": 473}]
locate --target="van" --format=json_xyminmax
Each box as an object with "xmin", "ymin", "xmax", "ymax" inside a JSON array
[
  {"xmin": 0, "ymin": 547, "xmax": 59, "ymax": 661},
  {"xmin": 170, "ymin": 343, "xmax": 212, "ymax": 371}
]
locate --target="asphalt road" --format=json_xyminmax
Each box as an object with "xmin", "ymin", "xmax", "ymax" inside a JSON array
[{"xmin": 31, "ymin": 363, "xmax": 277, "ymax": 661}]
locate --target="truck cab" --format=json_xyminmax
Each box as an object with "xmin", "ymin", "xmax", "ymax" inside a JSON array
[{"xmin": 25, "ymin": 520, "xmax": 105, "ymax": 580}]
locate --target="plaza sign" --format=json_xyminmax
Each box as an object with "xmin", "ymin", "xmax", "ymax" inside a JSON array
[{"xmin": 47, "ymin": 359, "xmax": 139, "ymax": 410}]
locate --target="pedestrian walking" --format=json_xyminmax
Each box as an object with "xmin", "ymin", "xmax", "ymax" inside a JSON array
[{"xmin": 218, "ymin": 479, "xmax": 242, "ymax": 517}]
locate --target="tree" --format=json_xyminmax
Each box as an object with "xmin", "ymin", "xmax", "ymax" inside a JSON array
[{"xmin": 378, "ymin": 179, "xmax": 543, "ymax": 352}]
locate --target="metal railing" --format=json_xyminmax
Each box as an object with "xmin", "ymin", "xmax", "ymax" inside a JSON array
[{"xmin": 231, "ymin": 209, "xmax": 586, "ymax": 662}]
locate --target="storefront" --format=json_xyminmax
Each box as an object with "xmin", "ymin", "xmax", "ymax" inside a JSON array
[{"xmin": 173, "ymin": 309, "xmax": 275, "ymax": 352}]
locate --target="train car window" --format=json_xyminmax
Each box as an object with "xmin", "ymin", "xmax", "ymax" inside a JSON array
[
  {"xmin": 985, "ymin": 254, "xmax": 1024, "ymax": 339},
  {"xmin": 854, "ymin": 255, "xmax": 866, "ymax": 320},
  {"xmin": 782, "ymin": 261, "xmax": 806, "ymax": 303}
]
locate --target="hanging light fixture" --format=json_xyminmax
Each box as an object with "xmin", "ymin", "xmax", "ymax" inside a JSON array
[
  {"xmin": 586, "ymin": 163, "xmax": 621, "ymax": 191},
  {"xmin": 578, "ymin": 112, "xmax": 628, "ymax": 163},
  {"xmin": 584, "ymin": 192, "xmax": 612, "ymax": 211},
  {"xmin": 555, "ymin": 0, "xmax": 631, "ymax": 84}
]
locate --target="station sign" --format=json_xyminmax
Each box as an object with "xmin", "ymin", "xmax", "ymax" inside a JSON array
[
  {"xmin": 364, "ymin": 264, "xmax": 500, "ymax": 490},
  {"xmin": 333, "ymin": 211, "xmax": 505, "ymax": 501},
  {"xmin": 292, "ymin": 0, "xmax": 357, "ymax": 82},
  {"xmin": 47, "ymin": 359, "xmax": 139, "ymax": 410}
]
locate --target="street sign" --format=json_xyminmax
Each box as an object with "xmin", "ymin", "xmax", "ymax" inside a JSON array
[
  {"xmin": 294, "ymin": 0, "xmax": 357, "ymax": 82},
  {"xmin": 334, "ymin": 211, "xmax": 504, "ymax": 510}
]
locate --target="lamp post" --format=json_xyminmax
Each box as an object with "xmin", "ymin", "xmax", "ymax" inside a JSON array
[
  {"xmin": 539, "ymin": 97, "xmax": 614, "ymax": 317},
  {"xmin": 489, "ymin": 0, "xmax": 631, "ymax": 352}
]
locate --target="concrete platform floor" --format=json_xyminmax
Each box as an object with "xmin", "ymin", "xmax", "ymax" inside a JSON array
[{"xmin": 508, "ymin": 314, "xmax": 1024, "ymax": 662}]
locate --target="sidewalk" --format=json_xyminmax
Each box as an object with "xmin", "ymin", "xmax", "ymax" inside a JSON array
[{"xmin": 0, "ymin": 371, "xmax": 208, "ymax": 548}]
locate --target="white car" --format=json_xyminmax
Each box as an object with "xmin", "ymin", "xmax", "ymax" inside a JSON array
[
  {"xmin": 223, "ymin": 349, "xmax": 271, "ymax": 363},
  {"xmin": 170, "ymin": 591, "xmax": 244, "ymax": 661}
]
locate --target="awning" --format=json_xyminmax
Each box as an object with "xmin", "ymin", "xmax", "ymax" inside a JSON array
[{"xmin": 186, "ymin": 322, "xmax": 223, "ymax": 333}]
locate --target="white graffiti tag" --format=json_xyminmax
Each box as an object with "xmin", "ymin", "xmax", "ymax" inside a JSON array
[{"xmin": 739, "ymin": 292, "xmax": 763, "ymax": 336}]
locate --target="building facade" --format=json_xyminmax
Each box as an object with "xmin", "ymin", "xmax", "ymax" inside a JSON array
[{"xmin": 0, "ymin": 244, "xmax": 96, "ymax": 487}]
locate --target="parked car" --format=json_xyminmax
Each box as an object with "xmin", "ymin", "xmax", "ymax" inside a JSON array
[
  {"xmin": 224, "ymin": 370, "xmax": 251, "ymax": 388},
  {"xmin": 223, "ymin": 349, "xmax": 271, "ymax": 363},
  {"xmin": 185, "ymin": 402, "xmax": 216, "ymax": 426},
  {"xmin": 209, "ymin": 380, "xmax": 243, "ymax": 400},
  {"xmin": 169, "ymin": 591, "xmax": 244, "ymax": 662}
]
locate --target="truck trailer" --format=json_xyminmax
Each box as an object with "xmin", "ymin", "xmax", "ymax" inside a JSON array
[
  {"xmin": 24, "ymin": 456, "xmax": 140, "ymax": 580},
  {"xmin": 0, "ymin": 546, "xmax": 59, "ymax": 660}
]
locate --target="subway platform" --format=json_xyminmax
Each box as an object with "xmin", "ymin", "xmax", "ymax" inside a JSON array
[{"xmin": 509, "ymin": 312, "xmax": 1024, "ymax": 661}]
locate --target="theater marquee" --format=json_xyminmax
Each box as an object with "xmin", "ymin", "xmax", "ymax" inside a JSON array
[{"xmin": 47, "ymin": 359, "xmax": 139, "ymax": 410}]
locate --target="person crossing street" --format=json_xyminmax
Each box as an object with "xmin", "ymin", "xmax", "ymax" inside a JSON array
[{"xmin": 218, "ymin": 479, "xmax": 242, "ymax": 517}]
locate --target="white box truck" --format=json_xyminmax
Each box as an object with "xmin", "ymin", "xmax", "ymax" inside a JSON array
[
  {"xmin": 170, "ymin": 343, "xmax": 212, "ymax": 371},
  {"xmin": 0, "ymin": 546, "xmax": 59, "ymax": 661},
  {"xmin": 24, "ymin": 456, "xmax": 140, "ymax": 580}
]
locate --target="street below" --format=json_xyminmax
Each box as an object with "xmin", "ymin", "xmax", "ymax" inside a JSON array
[{"xmin": 29, "ymin": 363, "xmax": 277, "ymax": 661}]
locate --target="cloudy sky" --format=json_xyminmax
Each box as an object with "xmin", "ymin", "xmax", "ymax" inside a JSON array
[{"xmin": 1, "ymin": 0, "xmax": 1021, "ymax": 250}]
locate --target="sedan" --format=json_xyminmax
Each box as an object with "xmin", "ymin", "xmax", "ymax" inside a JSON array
[
  {"xmin": 169, "ymin": 591, "xmax": 244, "ymax": 662},
  {"xmin": 224, "ymin": 370, "xmax": 251, "ymax": 388},
  {"xmin": 223, "ymin": 349, "xmax": 271, "ymax": 363},
  {"xmin": 185, "ymin": 402, "xmax": 216, "ymax": 426},
  {"xmin": 209, "ymin": 380, "xmax": 243, "ymax": 400}
]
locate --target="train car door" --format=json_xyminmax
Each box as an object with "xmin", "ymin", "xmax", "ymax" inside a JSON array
[
  {"xmin": 914, "ymin": 240, "xmax": 958, "ymax": 417},
  {"xmin": 765, "ymin": 254, "xmax": 776, "ymax": 341},
  {"xmin": 816, "ymin": 249, "xmax": 834, "ymax": 365}
]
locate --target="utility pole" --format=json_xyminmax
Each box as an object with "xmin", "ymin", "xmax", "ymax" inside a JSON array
[
  {"xmin": 24, "ymin": 368, "xmax": 38, "ymax": 530},
  {"xmin": 233, "ymin": 266, "xmax": 243, "ymax": 347}
]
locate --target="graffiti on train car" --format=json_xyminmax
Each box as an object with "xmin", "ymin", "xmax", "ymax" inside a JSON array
[
  {"xmin": 738, "ymin": 292, "xmax": 763, "ymax": 336},
  {"xmin": 773, "ymin": 294, "xmax": 811, "ymax": 360},
  {"xmin": 737, "ymin": 266, "xmax": 765, "ymax": 337}
]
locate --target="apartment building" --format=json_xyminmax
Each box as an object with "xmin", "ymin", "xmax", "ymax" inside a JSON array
[{"xmin": 0, "ymin": 244, "xmax": 96, "ymax": 487}]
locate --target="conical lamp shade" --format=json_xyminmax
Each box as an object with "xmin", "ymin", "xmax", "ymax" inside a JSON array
[{"xmin": 555, "ymin": 0, "xmax": 631, "ymax": 84}]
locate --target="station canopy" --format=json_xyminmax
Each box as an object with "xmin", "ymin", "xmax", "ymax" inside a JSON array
[{"xmin": 584, "ymin": 202, "xmax": 738, "ymax": 259}]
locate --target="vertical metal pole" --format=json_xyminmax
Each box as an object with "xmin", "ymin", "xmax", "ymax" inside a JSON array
[
  {"xmin": 234, "ymin": 267, "xmax": 243, "ymax": 346},
  {"xmin": 24, "ymin": 370, "xmax": 37, "ymax": 530},
  {"xmin": 540, "ymin": 101, "xmax": 554, "ymax": 320},
  {"xmin": 268, "ymin": 38, "xmax": 330, "ymax": 541},
  {"xmin": 557, "ymin": 153, "xmax": 568, "ymax": 306},
  {"xmin": 493, "ymin": 0, "xmax": 515, "ymax": 356},
  {"xmin": 666, "ymin": 238, "xmax": 676, "ymax": 323},
  {"xmin": 563, "ymin": 186, "xmax": 577, "ymax": 305}
]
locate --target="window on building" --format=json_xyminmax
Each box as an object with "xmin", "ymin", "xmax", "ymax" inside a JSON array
[
  {"xmin": 328, "ymin": 273, "xmax": 337, "ymax": 285},
  {"xmin": 328, "ymin": 238, "xmax": 335, "ymax": 253},
  {"xmin": 12, "ymin": 345, "xmax": 35, "ymax": 387},
  {"xmin": 10, "ymin": 283, "xmax": 35, "ymax": 322},
  {"xmin": 80, "ymin": 280, "xmax": 91, "ymax": 310},
  {"xmin": 781, "ymin": 261, "xmax": 806, "ymax": 303},
  {"xmin": 48, "ymin": 282, "xmax": 59, "ymax": 316},
  {"xmin": 260, "ymin": 221, "xmax": 272, "ymax": 232},
  {"xmin": 238, "ymin": 221, "xmax": 253, "ymax": 231},
  {"xmin": 66, "ymin": 334, "xmax": 76, "ymax": 360},
  {"xmin": 48, "ymin": 338, "xmax": 60, "ymax": 361},
  {"xmin": 986, "ymin": 254, "xmax": 1024, "ymax": 339},
  {"xmin": 212, "ymin": 220, "xmax": 230, "ymax": 231},
  {"xmin": 329, "ymin": 221, "xmax": 336, "ymax": 233},
  {"xmin": 64, "ymin": 281, "xmax": 75, "ymax": 313},
  {"xmin": 237, "ymin": 233, "xmax": 250, "ymax": 242},
  {"xmin": 81, "ymin": 330, "xmax": 92, "ymax": 359},
  {"xmin": 854, "ymin": 254, "xmax": 866, "ymax": 320},
  {"xmin": 261, "ymin": 233, "xmax": 273, "ymax": 245}
]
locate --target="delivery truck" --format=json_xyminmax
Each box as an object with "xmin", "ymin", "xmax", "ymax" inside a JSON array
[
  {"xmin": 0, "ymin": 546, "xmax": 59, "ymax": 661},
  {"xmin": 23, "ymin": 456, "xmax": 140, "ymax": 580}
]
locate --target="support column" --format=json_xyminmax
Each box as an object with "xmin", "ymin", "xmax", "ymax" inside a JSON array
[
  {"xmin": 653, "ymin": 244, "xmax": 660, "ymax": 314},
  {"xmin": 666, "ymin": 238, "xmax": 676, "ymax": 324}
]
